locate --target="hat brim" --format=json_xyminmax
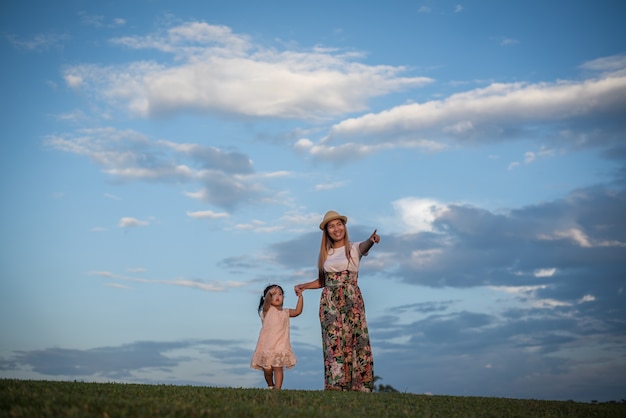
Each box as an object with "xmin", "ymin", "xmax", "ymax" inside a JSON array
[{"xmin": 319, "ymin": 214, "xmax": 348, "ymax": 230}]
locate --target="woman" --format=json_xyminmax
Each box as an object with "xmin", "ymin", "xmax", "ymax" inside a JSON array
[{"xmin": 295, "ymin": 210, "xmax": 380, "ymax": 392}]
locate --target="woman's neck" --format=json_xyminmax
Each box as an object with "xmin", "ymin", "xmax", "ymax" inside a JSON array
[{"xmin": 332, "ymin": 239, "xmax": 345, "ymax": 248}]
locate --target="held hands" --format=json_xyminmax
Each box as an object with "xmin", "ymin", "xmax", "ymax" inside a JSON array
[{"xmin": 294, "ymin": 284, "xmax": 305, "ymax": 295}]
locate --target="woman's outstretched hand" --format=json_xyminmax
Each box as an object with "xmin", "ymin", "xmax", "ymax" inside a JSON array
[{"xmin": 369, "ymin": 229, "xmax": 380, "ymax": 244}]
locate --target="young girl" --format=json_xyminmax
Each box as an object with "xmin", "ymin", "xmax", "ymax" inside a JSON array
[{"xmin": 250, "ymin": 284, "xmax": 303, "ymax": 389}]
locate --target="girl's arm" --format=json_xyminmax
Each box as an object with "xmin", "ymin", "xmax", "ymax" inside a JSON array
[
  {"xmin": 290, "ymin": 291, "xmax": 304, "ymax": 318},
  {"xmin": 262, "ymin": 287, "xmax": 275, "ymax": 315},
  {"xmin": 359, "ymin": 229, "xmax": 380, "ymax": 255}
]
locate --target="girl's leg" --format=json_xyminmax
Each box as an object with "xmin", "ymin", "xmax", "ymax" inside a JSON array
[
  {"xmin": 263, "ymin": 367, "xmax": 274, "ymax": 388},
  {"xmin": 273, "ymin": 367, "xmax": 284, "ymax": 389}
]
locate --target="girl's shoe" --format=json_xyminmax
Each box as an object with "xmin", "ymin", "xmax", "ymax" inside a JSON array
[{"xmin": 268, "ymin": 386, "xmax": 274, "ymax": 390}]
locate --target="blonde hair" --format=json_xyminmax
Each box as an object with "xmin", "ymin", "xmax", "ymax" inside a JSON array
[{"xmin": 317, "ymin": 220, "xmax": 351, "ymax": 284}]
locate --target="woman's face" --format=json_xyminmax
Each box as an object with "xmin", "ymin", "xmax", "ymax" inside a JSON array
[{"xmin": 326, "ymin": 219, "xmax": 346, "ymax": 243}]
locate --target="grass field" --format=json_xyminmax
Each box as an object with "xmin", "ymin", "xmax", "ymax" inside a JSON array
[{"xmin": 1, "ymin": 379, "xmax": 624, "ymax": 417}]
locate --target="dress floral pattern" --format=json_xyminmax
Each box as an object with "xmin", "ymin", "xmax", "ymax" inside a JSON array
[
  {"xmin": 320, "ymin": 269, "xmax": 374, "ymax": 391},
  {"xmin": 251, "ymin": 307, "xmax": 297, "ymax": 370}
]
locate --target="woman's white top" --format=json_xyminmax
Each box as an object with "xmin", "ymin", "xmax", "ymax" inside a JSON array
[{"xmin": 323, "ymin": 241, "xmax": 368, "ymax": 273}]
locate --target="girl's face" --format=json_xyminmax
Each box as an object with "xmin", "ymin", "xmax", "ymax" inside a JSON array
[
  {"xmin": 326, "ymin": 219, "xmax": 346, "ymax": 243},
  {"xmin": 268, "ymin": 287, "xmax": 284, "ymax": 307}
]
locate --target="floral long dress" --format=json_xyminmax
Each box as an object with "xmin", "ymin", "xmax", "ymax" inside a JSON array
[{"xmin": 319, "ymin": 242, "xmax": 374, "ymax": 392}]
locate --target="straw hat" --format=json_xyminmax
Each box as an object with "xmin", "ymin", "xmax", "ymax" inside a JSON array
[{"xmin": 319, "ymin": 210, "xmax": 348, "ymax": 230}]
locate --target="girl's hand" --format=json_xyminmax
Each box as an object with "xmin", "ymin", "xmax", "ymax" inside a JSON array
[{"xmin": 294, "ymin": 284, "xmax": 305, "ymax": 294}]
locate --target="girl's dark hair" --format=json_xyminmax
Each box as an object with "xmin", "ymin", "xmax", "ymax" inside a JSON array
[{"xmin": 258, "ymin": 284, "xmax": 284, "ymax": 314}]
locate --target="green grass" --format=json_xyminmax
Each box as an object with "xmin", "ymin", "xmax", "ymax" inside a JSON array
[{"xmin": 1, "ymin": 379, "xmax": 623, "ymax": 418}]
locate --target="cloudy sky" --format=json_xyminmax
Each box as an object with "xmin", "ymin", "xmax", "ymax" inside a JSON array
[{"xmin": 1, "ymin": 0, "xmax": 625, "ymax": 403}]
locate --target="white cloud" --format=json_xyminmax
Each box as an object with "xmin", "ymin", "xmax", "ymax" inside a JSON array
[
  {"xmin": 184, "ymin": 190, "xmax": 207, "ymax": 200},
  {"xmin": 89, "ymin": 271, "xmax": 114, "ymax": 278},
  {"xmin": 186, "ymin": 210, "xmax": 229, "ymax": 219},
  {"xmin": 105, "ymin": 282, "xmax": 131, "ymax": 289},
  {"xmin": 538, "ymin": 228, "xmax": 626, "ymax": 248},
  {"xmin": 409, "ymin": 248, "xmax": 444, "ymax": 267},
  {"xmin": 314, "ymin": 180, "xmax": 348, "ymax": 191},
  {"xmin": 229, "ymin": 210, "xmax": 321, "ymax": 233},
  {"xmin": 580, "ymin": 54, "xmax": 626, "ymax": 73},
  {"xmin": 64, "ymin": 21, "xmax": 432, "ymax": 120},
  {"xmin": 531, "ymin": 298, "xmax": 572, "ymax": 308},
  {"xmin": 490, "ymin": 285, "xmax": 548, "ymax": 296},
  {"xmin": 78, "ymin": 12, "xmax": 127, "ymax": 28},
  {"xmin": 464, "ymin": 78, "xmax": 614, "ymax": 123},
  {"xmin": 500, "ymin": 38, "xmax": 520, "ymax": 46},
  {"xmin": 508, "ymin": 145, "xmax": 556, "ymax": 170},
  {"xmin": 534, "ymin": 268, "xmax": 556, "ymax": 278},
  {"xmin": 64, "ymin": 74, "xmax": 83, "ymax": 88},
  {"xmin": 118, "ymin": 217, "xmax": 149, "ymax": 228},
  {"xmin": 111, "ymin": 21, "xmax": 251, "ymax": 56},
  {"xmin": 491, "ymin": 285, "xmax": 595, "ymax": 309},
  {"xmin": 55, "ymin": 109, "xmax": 89, "ymax": 123},
  {"xmin": 443, "ymin": 120, "xmax": 474, "ymax": 134},
  {"xmin": 104, "ymin": 165, "xmax": 193, "ymax": 180},
  {"xmin": 45, "ymin": 127, "xmax": 274, "ymax": 210},
  {"xmin": 491, "ymin": 285, "xmax": 574, "ymax": 309},
  {"xmin": 296, "ymin": 63, "xmax": 626, "ymax": 162},
  {"xmin": 579, "ymin": 294, "xmax": 595, "ymax": 303},
  {"xmin": 295, "ymin": 136, "xmax": 446, "ymax": 162},
  {"xmin": 524, "ymin": 151, "xmax": 536, "ymax": 164},
  {"xmin": 537, "ymin": 145, "xmax": 555, "ymax": 158},
  {"xmin": 507, "ymin": 161, "xmax": 520, "ymax": 170},
  {"xmin": 234, "ymin": 219, "xmax": 284, "ymax": 233},
  {"xmin": 392, "ymin": 197, "xmax": 450, "ymax": 233},
  {"xmin": 173, "ymin": 279, "xmax": 235, "ymax": 292},
  {"xmin": 89, "ymin": 270, "xmax": 245, "ymax": 292},
  {"xmin": 7, "ymin": 32, "xmax": 70, "ymax": 51}
]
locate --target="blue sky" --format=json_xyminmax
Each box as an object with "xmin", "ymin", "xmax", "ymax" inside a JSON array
[{"xmin": 1, "ymin": 0, "xmax": 625, "ymax": 402}]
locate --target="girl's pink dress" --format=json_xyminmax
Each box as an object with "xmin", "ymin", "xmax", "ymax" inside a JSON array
[{"xmin": 251, "ymin": 306, "xmax": 297, "ymax": 370}]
